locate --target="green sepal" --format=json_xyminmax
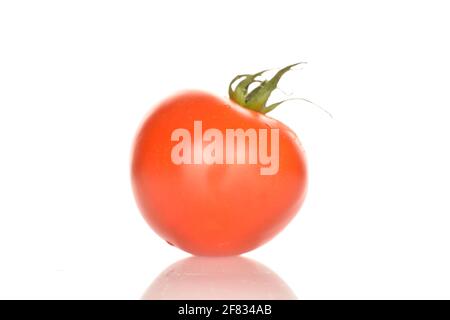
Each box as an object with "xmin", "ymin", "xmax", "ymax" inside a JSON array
[
  {"xmin": 228, "ymin": 71, "xmax": 266, "ymax": 108},
  {"xmin": 245, "ymin": 63, "xmax": 303, "ymax": 111},
  {"xmin": 262, "ymin": 97, "xmax": 333, "ymax": 118},
  {"xmin": 228, "ymin": 63, "xmax": 305, "ymax": 113}
]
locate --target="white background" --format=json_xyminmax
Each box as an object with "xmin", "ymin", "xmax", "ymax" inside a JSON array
[{"xmin": 1, "ymin": 0, "xmax": 449, "ymax": 299}]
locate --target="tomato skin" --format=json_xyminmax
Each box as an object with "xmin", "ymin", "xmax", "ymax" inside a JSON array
[{"xmin": 131, "ymin": 91, "xmax": 307, "ymax": 256}]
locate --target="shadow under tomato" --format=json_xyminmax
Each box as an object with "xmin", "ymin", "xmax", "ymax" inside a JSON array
[{"xmin": 142, "ymin": 256, "xmax": 297, "ymax": 300}]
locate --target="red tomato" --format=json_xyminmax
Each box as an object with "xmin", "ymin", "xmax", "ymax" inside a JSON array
[{"xmin": 132, "ymin": 64, "xmax": 308, "ymax": 256}]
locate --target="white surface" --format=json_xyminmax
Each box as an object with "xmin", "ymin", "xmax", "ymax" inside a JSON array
[{"xmin": 1, "ymin": 0, "xmax": 450, "ymax": 299}]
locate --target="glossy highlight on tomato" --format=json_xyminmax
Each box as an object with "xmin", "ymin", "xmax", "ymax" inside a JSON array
[{"xmin": 131, "ymin": 64, "xmax": 308, "ymax": 256}]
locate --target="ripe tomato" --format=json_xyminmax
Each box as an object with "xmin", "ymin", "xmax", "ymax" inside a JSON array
[{"xmin": 131, "ymin": 64, "xmax": 308, "ymax": 256}]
